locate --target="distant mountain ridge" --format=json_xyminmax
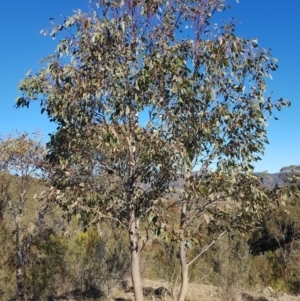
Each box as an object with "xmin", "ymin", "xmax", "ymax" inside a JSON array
[
  {"xmin": 255, "ymin": 172, "xmax": 288, "ymax": 188},
  {"xmin": 167, "ymin": 172, "xmax": 289, "ymax": 190}
]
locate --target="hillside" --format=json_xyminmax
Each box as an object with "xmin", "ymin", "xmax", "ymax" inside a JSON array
[
  {"xmin": 167, "ymin": 172, "xmax": 289, "ymax": 190},
  {"xmin": 255, "ymin": 172, "xmax": 288, "ymax": 188}
]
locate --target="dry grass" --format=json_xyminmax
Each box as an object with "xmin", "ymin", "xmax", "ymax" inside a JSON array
[{"xmin": 25, "ymin": 277, "xmax": 300, "ymax": 301}]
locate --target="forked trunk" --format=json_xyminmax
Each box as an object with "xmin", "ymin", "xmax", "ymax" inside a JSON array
[
  {"xmin": 178, "ymin": 202, "xmax": 188, "ymax": 301},
  {"xmin": 129, "ymin": 213, "xmax": 144, "ymax": 301}
]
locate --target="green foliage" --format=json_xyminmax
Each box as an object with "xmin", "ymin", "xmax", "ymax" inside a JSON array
[
  {"xmin": 141, "ymin": 238, "xmax": 176, "ymax": 279},
  {"xmin": 15, "ymin": 0, "xmax": 292, "ymax": 300},
  {"xmin": 64, "ymin": 225, "xmax": 130, "ymax": 297},
  {"xmin": 0, "ymin": 182, "xmax": 299, "ymax": 299},
  {"xmin": 24, "ymin": 229, "xmax": 67, "ymax": 297},
  {"xmin": 249, "ymin": 253, "xmax": 274, "ymax": 289},
  {"xmin": 16, "ymin": 0, "xmax": 290, "ymax": 227},
  {"xmin": 0, "ymin": 132, "xmax": 56, "ymax": 300},
  {"xmin": 213, "ymin": 232, "xmax": 251, "ymax": 301},
  {"xmin": 250, "ymin": 194, "xmax": 300, "ymax": 293},
  {"xmin": 0, "ymin": 220, "xmax": 15, "ymax": 300}
]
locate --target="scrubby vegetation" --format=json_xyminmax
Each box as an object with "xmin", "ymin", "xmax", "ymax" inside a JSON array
[
  {"xmin": 0, "ymin": 159, "xmax": 299, "ymax": 300},
  {"xmin": 3, "ymin": 0, "xmax": 298, "ymax": 300}
]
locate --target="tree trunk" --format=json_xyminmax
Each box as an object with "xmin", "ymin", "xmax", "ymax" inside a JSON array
[
  {"xmin": 129, "ymin": 213, "xmax": 144, "ymax": 301},
  {"xmin": 0, "ymin": 206, "xmax": 3, "ymax": 221},
  {"xmin": 126, "ymin": 116, "xmax": 143, "ymax": 301},
  {"xmin": 178, "ymin": 202, "xmax": 188, "ymax": 301},
  {"xmin": 16, "ymin": 263, "xmax": 25, "ymax": 301},
  {"xmin": 178, "ymin": 240, "xmax": 189, "ymax": 301},
  {"xmin": 15, "ymin": 212, "xmax": 25, "ymax": 301}
]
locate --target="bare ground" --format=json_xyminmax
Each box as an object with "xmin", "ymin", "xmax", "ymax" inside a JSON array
[{"xmin": 48, "ymin": 278, "xmax": 300, "ymax": 301}]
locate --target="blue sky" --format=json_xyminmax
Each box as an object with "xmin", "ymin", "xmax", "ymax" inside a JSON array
[{"xmin": 0, "ymin": 0, "xmax": 299, "ymax": 173}]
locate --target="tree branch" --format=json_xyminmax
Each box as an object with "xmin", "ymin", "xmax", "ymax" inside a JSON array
[{"xmin": 188, "ymin": 230, "xmax": 226, "ymax": 267}]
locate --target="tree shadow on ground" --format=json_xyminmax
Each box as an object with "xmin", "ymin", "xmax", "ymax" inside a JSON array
[
  {"xmin": 47, "ymin": 286, "xmax": 103, "ymax": 300},
  {"xmin": 242, "ymin": 292, "xmax": 270, "ymax": 301}
]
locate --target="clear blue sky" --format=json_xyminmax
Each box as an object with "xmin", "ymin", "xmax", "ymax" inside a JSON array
[{"xmin": 0, "ymin": 0, "xmax": 299, "ymax": 173}]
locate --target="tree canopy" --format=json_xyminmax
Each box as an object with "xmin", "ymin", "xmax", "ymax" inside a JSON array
[{"xmin": 16, "ymin": 1, "xmax": 291, "ymax": 300}]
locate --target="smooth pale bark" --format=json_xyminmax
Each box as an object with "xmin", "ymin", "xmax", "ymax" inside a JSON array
[
  {"xmin": 178, "ymin": 239, "xmax": 189, "ymax": 301},
  {"xmin": 178, "ymin": 202, "xmax": 188, "ymax": 301},
  {"xmin": 129, "ymin": 213, "xmax": 144, "ymax": 301},
  {"xmin": 177, "ymin": 221, "xmax": 227, "ymax": 300},
  {"xmin": 126, "ymin": 129, "xmax": 144, "ymax": 301}
]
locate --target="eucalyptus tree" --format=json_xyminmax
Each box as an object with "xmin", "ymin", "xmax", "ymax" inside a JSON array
[
  {"xmin": 280, "ymin": 165, "xmax": 300, "ymax": 189},
  {"xmin": 155, "ymin": 8, "xmax": 292, "ymax": 301},
  {"xmin": 16, "ymin": 0, "xmax": 291, "ymax": 300},
  {"xmin": 0, "ymin": 133, "xmax": 55, "ymax": 301}
]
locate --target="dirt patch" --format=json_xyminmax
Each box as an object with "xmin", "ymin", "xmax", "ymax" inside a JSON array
[{"xmin": 45, "ymin": 279, "xmax": 300, "ymax": 301}]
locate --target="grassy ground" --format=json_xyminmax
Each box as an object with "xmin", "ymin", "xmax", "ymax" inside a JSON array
[{"xmin": 48, "ymin": 278, "xmax": 300, "ymax": 301}]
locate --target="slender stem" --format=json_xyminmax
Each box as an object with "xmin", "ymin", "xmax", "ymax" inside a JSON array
[{"xmin": 188, "ymin": 230, "xmax": 226, "ymax": 267}]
